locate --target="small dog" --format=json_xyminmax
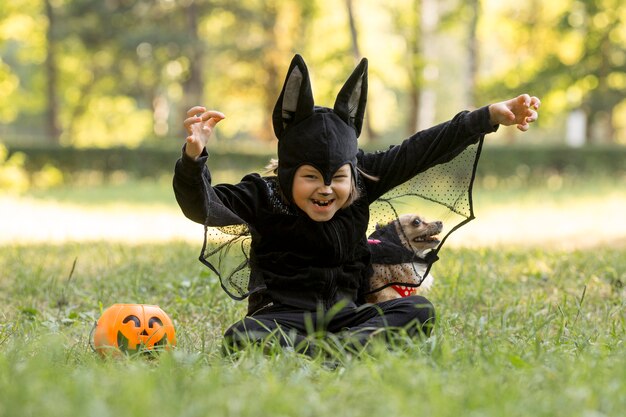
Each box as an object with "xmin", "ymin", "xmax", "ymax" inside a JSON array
[{"xmin": 365, "ymin": 214, "xmax": 443, "ymax": 304}]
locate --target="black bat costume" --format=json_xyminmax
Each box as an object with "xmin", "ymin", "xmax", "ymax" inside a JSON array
[{"xmin": 173, "ymin": 54, "xmax": 495, "ymax": 354}]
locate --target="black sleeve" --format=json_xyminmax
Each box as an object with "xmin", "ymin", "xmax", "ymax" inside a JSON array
[
  {"xmin": 173, "ymin": 147, "xmax": 261, "ymax": 226},
  {"xmin": 359, "ymin": 106, "xmax": 497, "ymax": 202}
]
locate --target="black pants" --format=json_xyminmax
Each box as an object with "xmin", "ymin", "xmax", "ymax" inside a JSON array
[{"xmin": 223, "ymin": 296, "xmax": 435, "ymax": 355}]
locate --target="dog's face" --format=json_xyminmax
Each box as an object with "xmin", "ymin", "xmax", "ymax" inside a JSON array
[
  {"xmin": 366, "ymin": 213, "xmax": 443, "ymax": 303},
  {"xmin": 395, "ymin": 214, "xmax": 443, "ymax": 255}
]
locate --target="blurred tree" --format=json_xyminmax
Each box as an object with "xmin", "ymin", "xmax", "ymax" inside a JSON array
[
  {"xmin": 387, "ymin": 0, "xmax": 442, "ymax": 135},
  {"xmin": 567, "ymin": 0, "xmax": 626, "ymax": 143},
  {"xmin": 211, "ymin": 0, "xmax": 316, "ymax": 142},
  {"xmin": 464, "ymin": 0, "xmax": 479, "ymax": 108},
  {"xmin": 483, "ymin": 0, "xmax": 626, "ymax": 144},
  {"xmin": 388, "ymin": 0, "xmax": 424, "ymax": 135},
  {"xmin": 44, "ymin": 0, "xmax": 61, "ymax": 144},
  {"xmin": 0, "ymin": 0, "xmax": 47, "ymax": 140},
  {"xmin": 344, "ymin": 0, "xmax": 376, "ymax": 140},
  {"xmin": 1, "ymin": 0, "xmax": 624, "ymax": 147},
  {"xmin": 0, "ymin": 3, "xmax": 20, "ymax": 125},
  {"xmin": 179, "ymin": 1, "xmax": 205, "ymax": 135},
  {"xmin": 439, "ymin": 0, "xmax": 481, "ymax": 109},
  {"xmin": 59, "ymin": 0, "xmax": 221, "ymax": 145}
]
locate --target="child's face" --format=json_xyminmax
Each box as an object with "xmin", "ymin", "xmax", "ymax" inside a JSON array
[{"xmin": 292, "ymin": 164, "xmax": 352, "ymax": 222}]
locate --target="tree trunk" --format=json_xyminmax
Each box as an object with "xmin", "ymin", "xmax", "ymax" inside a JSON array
[
  {"xmin": 44, "ymin": 0, "xmax": 61, "ymax": 144},
  {"xmin": 180, "ymin": 2, "xmax": 205, "ymax": 137},
  {"xmin": 588, "ymin": 29, "xmax": 616, "ymax": 144},
  {"xmin": 417, "ymin": 0, "xmax": 438, "ymax": 131},
  {"xmin": 259, "ymin": 0, "xmax": 311, "ymax": 142},
  {"xmin": 405, "ymin": 0, "xmax": 421, "ymax": 135},
  {"xmin": 260, "ymin": 2, "xmax": 281, "ymax": 142},
  {"xmin": 465, "ymin": 0, "xmax": 479, "ymax": 109},
  {"xmin": 345, "ymin": 0, "xmax": 376, "ymax": 141}
]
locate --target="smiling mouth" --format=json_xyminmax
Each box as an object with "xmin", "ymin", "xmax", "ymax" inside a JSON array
[{"xmin": 312, "ymin": 199, "xmax": 334, "ymax": 207}]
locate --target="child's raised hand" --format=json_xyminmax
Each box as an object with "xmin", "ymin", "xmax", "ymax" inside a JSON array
[
  {"xmin": 488, "ymin": 94, "xmax": 540, "ymax": 132},
  {"xmin": 183, "ymin": 106, "xmax": 225, "ymax": 159}
]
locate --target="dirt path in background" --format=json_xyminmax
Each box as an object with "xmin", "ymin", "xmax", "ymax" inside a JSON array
[
  {"xmin": 1, "ymin": 195, "xmax": 625, "ymax": 250},
  {"xmin": 0, "ymin": 196, "xmax": 203, "ymax": 244},
  {"xmin": 450, "ymin": 193, "xmax": 626, "ymax": 249}
]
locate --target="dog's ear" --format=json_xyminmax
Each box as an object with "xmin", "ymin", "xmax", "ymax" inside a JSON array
[
  {"xmin": 334, "ymin": 58, "xmax": 368, "ymax": 137},
  {"xmin": 272, "ymin": 54, "xmax": 315, "ymax": 139}
]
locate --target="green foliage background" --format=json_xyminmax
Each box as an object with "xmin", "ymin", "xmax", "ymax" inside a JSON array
[{"xmin": 1, "ymin": 0, "xmax": 626, "ymax": 147}]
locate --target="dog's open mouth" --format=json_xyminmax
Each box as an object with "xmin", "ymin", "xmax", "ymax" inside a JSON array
[{"xmin": 413, "ymin": 233, "xmax": 440, "ymax": 243}]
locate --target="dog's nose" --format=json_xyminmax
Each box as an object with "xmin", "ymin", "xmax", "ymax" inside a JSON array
[{"xmin": 434, "ymin": 221, "xmax": 443, "ymax": 228}]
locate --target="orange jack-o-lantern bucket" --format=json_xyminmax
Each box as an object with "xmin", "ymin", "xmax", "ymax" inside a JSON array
[{"xmin": 92, "ymin": 304, "xmax": 176, "ymax": 357}]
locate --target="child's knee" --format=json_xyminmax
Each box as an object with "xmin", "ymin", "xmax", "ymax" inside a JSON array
[
  {"xmin": 223, "ymin": 317, "xmax": 314, "ymax": 356},
  {"xmin": 408, "ymin": 295, "xmax": 435, "ymax": 334},
  {"xmin": 392, "ymin": 296, "xmax": 436, "ymax": 334},
  {"xmin": 223, "ymin": 317, "xmax": 274, "ymax": 348}
]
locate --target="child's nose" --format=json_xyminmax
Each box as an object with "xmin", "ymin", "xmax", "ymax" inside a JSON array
[{"xmin": 318, "ymin": 184, "xmax": 332, "ymax": 195}]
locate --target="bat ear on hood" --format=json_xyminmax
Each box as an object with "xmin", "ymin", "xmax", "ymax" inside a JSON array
[
  {"xmin": 333, "ymin": 57, "xmax": 368, "ymax": 137},
  {"xmin": 272, "ymin": 54, "xmax": 315, "ymax": 139},
  {"xmin": 273, "ymin": 54, "xmax": 368, "ymax": 202}
]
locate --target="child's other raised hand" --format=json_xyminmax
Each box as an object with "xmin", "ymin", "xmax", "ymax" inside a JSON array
[
  {"xmin": 488, "ymin": 94, "xmax": 540, "ymax": 132},
  {"xmin": 183, "ymin": 106, "xmax": 225, "ymax": 159}
]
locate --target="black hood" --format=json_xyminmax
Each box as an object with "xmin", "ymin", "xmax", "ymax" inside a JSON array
[{"xmin": 272, "ymin": 54, "xmax": 368, "ymax": 201}]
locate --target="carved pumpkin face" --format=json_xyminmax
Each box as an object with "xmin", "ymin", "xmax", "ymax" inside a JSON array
[{"xmin": 93, "ymin": 304, "xmax": 176, "ymax": 357}]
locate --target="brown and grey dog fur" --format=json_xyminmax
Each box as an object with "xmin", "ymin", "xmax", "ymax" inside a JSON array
[{"xmin": 366, "ymin": 214, "xmax": 443, "ymax": 304}]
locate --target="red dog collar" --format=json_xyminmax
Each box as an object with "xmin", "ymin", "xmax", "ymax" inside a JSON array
[{"xmin": 391, "ymin": 285, "xmax": 416, "ymax": 297}]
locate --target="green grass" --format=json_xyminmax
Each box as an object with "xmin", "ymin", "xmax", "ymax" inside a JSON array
[
  {"xmin": 26, "ymin": 177, "xmax": 179, "ymax": 207},
  {"xmin": 1, "ymin": 241, "xmax": 624, "ymax": 417}
]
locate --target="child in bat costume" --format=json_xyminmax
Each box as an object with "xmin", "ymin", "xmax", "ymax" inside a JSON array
[{"xmin": 173, "ymin": 54, "xmax": 540, "ymax": 354}]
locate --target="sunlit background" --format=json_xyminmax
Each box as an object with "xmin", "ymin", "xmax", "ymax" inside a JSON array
[{"xmin": 1, "ymin": 0, "xmax": 625, "ymax": 248}]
